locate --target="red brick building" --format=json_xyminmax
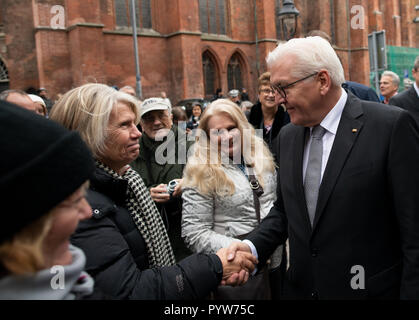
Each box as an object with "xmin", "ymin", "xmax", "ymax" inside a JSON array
[{"xmin": 0, "ymin": 0, "xmax": 418, "ymax": 103}]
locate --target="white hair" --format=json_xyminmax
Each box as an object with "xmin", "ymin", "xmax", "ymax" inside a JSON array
[
  {"xmin": 381, "ymin": 71, "xmax": 400, "ymax": 87},
  {"xmin": 50, "ymin": 83, "xmax": 140, "ymax": 158},
  {"xmin": 266, "ymin": 36, "xmax": 345, "ymax": 87}
]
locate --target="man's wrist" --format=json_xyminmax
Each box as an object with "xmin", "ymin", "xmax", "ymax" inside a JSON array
[{"xmin": 242, "ymin": 240, "xmax": 258, "ymax": 276}]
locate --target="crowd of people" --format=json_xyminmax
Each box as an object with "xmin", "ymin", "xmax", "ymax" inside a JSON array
[{"xmin": 0, "ymin": 35, "xmax": 419, "ymax": 300}]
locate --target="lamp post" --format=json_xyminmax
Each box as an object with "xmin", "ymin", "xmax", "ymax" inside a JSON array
[
  {"xmin": 129, "ymin": 0, "xmax": 143, "ymax": 99},
  {"xmin": 278, "ymin": 0, "xmax": 300, "ymax": 41}
]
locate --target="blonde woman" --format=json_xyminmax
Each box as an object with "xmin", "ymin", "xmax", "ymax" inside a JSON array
[{"xmin": 181, "ymin": 99, "xmax": 283, "ymax": 299}]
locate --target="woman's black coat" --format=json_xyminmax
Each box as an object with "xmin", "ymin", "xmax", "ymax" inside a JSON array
[{"xmin": 71, "ymin": 167, "xmax": 222, "ymax": 299}]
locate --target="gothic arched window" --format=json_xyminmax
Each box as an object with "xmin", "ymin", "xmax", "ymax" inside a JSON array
[
  {"xmin": 202, "ymin": 51, "xmax": 219, "ymax": 98},
  {"xmin": 227, "ymin": 53, "xmax": 243, "ymax": 91}
]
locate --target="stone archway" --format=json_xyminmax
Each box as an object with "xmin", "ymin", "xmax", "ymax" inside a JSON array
[{"xmin": 202, "ymin": 50, "xmax": 221, "ymax": 99}]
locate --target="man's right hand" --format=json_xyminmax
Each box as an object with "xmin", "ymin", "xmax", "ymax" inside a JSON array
[
  {"xmin": 216, "ymin": 241, "xmax": 255, "ymax": 286},
  {"xmin": 226, "ymin": 240, "xmax": 252, "ymax": 262}
]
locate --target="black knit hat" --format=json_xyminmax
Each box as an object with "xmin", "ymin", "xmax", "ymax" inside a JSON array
[{"xmin": 0, "ymin": 100, "xmax": 95, "ymax": 243}]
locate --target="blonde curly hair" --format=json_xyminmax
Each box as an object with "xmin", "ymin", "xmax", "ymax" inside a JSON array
[{"xmin": 182, "ymin": 99, "xmax": 276, "ymax": 196}]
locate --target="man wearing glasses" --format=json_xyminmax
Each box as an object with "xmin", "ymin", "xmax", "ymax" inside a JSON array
[{"xmin": 226, "ymin": 36, "xmax": 419, "ymax": 299}]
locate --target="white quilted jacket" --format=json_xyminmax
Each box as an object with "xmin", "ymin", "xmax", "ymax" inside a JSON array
[{"xmin": 181, "ymin": 164, "xmax": 282, "ymax": 267}]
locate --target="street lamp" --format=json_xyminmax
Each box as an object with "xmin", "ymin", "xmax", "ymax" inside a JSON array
[
  {"xmin": 278, "ymin": 0, "xmax": 300, "ymax": 40},
  {"xmin": 129, "ymin": 0, "xmax": 143, "ymax": 99}
]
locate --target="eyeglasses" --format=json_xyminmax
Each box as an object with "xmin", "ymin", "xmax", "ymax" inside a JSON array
[
  {"xmin": 272, "ymin": 72, "xmax": 318, "ymax": 99},
  {"xmin": 259, "ymin": 88, "xmax": 276, "ymax": 96}
]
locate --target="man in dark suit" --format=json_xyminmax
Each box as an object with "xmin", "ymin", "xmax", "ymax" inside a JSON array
[
  {"xmin": 389, "ymin": 56, "xmax": 419, "ymax": 127},
  {"xmin": 226, "ymin": 36, "xmax": 419, "ymax": 299}
]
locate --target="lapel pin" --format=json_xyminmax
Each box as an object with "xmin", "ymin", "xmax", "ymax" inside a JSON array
[{"xmin": 352, "ymin": 129, "xmax": 358, "ymax": 133}]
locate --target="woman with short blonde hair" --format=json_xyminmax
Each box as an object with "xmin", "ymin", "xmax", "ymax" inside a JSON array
[{"xmin": 50, "ymin": 83, "xmax": 140, "ymax": 159}]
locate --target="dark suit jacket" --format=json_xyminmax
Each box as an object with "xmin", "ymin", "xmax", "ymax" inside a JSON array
[
  {"xmin": 389, "ymin": 86, "xmax": 419, "ymax": 128},
  {"xmin": 343, "ymin": 81, "xmax": 381, "ymax": 102},
  {"xmin": 247, "ymin": 92, "xmax": 419, "ymax": 299}
]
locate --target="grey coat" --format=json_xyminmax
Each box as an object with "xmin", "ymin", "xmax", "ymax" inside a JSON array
[{"xmin": 181, "ymin": 165, "xmax": 282, "ymax": 268}]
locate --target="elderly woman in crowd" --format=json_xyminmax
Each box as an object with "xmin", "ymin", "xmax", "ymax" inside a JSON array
[
  {"xmin": 0, "ymin": 100, "xmax": 96, "ymax": 299},
  {"xmin": 49, "ymin": 83, "xmax": 256, "ymax": 299},
  {"xmin": 181, "ymin": 99, "xmax": 283, "ymax": 299}
]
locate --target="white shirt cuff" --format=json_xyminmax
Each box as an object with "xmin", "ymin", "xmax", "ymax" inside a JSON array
[{"xmin": 242, "ymin": 239, "xmax": 258, "ymax": 275}]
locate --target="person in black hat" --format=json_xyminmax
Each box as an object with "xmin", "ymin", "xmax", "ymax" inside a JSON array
[{"xmin": 0, "ymin": 100, "xmax": 97, "ymax": 299}]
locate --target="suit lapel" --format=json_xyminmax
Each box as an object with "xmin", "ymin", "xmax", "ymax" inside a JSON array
[{"xmin": 312, "ymin": 93, "xmax": 364, "ymax": 231}]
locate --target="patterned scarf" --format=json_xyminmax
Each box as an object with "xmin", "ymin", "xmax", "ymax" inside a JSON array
[{"xmin": 95, "ymin": 160, "xmax": 175, "ymax": 267}]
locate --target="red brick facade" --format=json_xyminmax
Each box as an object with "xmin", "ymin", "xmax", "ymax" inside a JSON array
[{"xmin": 0, "ymin": 0, "xmax": 417, "ymax": 103}]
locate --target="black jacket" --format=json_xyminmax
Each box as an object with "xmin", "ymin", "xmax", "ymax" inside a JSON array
[
  {"xmin": 248, "ymin": 102, "xmax": 290, "ymax": 161},
  {"xmin": 71, "ymin": 167, "xmax": 223, "ymax": 299},
  {"xmin": 342, "ymin": 81, "xmax": 381, "ymax": 102}
]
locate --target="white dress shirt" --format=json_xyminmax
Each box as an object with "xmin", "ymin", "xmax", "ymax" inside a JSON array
[
  {"xmin": 303, "ymin": 88, "xmax": 348, "ymax": 183},
  {"xmin": 244, "ymin": 88, "xmax": 348, "ymax": 264}
]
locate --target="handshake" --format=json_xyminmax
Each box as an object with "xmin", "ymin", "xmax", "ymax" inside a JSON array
[{"xmin": 216, "ymin": 241, "xmax": 256, "ymax": 286}]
